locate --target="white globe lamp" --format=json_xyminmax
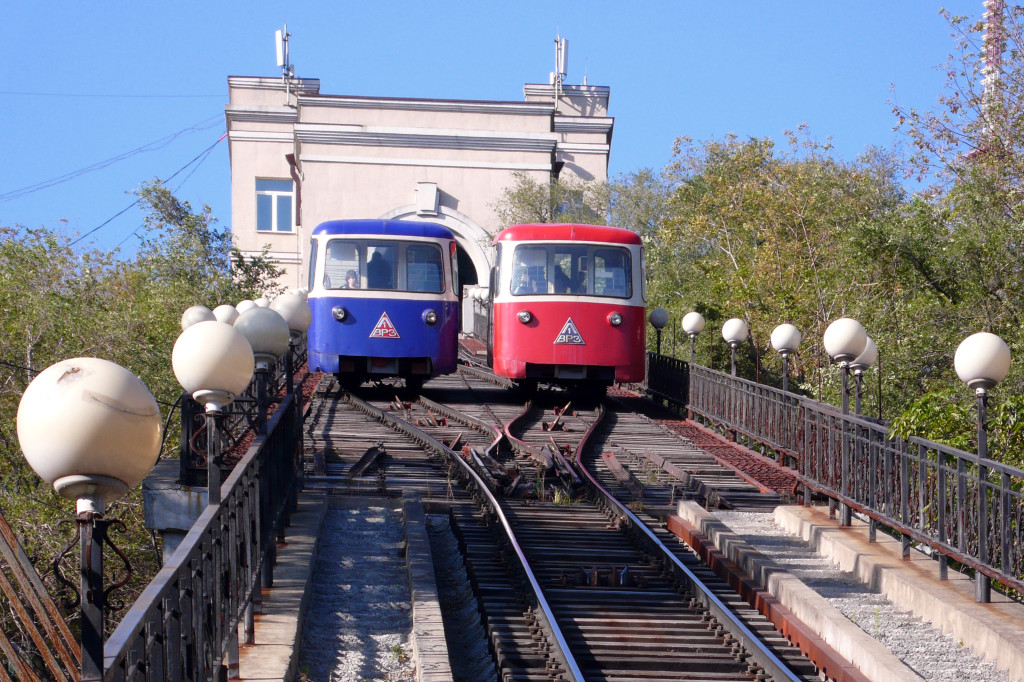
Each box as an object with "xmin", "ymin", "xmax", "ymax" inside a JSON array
[
  {"xmin": 234, "ymin": 308, "xmax": 291, "ymax": 369},
  {"xmin": 181, "ymin": 305, "xmax": 215, "ymax": 331},
  {"xmin": 236, "ymin": 299, "xmax": 258, "ymax": 315},
  {"xmin": 212, "ymin": 304, "xmax": 239, "ymax": 326},
  {"xmin": 172, "ymin": 321, "xmax": 254, "ymax": 411},
  {"xmin": 955, "ymin": 332, "xmax": 1010, "ymax": 392},
  {"xmin": 823, "ymin": 317, "xmax": 867, "ymax": 364},
  {"xmin": 270, "ymin": 292, "xmax": 313, "ymax": 337},
  {"xmin": 17, "ymin": 358, "xmax": 161, "ymax": 512}
]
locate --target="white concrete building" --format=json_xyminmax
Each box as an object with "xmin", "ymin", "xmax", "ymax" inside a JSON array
[{"xmin": 225, "ymin": 75, "xmax": 613, "ymax": 290}]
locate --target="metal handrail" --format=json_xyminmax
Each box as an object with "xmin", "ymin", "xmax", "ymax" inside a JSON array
[
  {"xmin": 646, "ymin": 351, "xmax": 1024, "ymax": 596},
  {"xmin": 104, "ymin": 359, "xmax": 304, "ymax": 679}
]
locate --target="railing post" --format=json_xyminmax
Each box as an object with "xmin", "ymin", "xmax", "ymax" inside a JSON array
[
  {"xmin": 938, "ymin": 460, "xmax": 948, "ymax": 579},
  {"xmin": 976, "ymin": 390, "xmax": 991, "ymax": 603},
  {"xmin": 840, "ymin": 363, "xmax": 852, "ymax": 526}
]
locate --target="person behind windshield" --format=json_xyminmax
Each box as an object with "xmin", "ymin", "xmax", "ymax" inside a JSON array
[{"xmin": 344, "ymin": 270, "xmax": 359, "ymax": 289}]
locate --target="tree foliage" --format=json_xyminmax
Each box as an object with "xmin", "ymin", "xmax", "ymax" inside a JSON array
[{"xmin": 0, "ymin": 180, "xmax": 282, "ymax": 638}]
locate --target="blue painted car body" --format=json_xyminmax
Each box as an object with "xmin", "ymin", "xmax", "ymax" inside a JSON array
[{"xmin": 307, "ymin": 219, "xmax": 459, "ymax": 380}]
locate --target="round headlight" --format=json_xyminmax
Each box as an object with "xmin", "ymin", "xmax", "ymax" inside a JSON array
[
  {"xmin": 608, "ymin": 312, "xmax": 623, "ymax": 326},
  {"xmin": 332, "ymin": 306, "xmax": 347, "ymax": 322},
  {"xmin": 424, "ymin": 310, "xmax": 439, "ymax": 326},
  {"xmin": 517, "ymin": 310, "xmax": 532, "ymax": 324}
]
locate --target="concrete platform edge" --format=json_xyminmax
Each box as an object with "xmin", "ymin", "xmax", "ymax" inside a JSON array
[
  {"xmin": 403, "ymin": 491, "xmax": 454, "ymax": 682},
  {"xmin": 238, "ymin": 489, "xmax": 329, "ymax": 681},
  {"xmin": 674, "ymin": 501, "xmax": 923, "ymax": 682},
  {"xmin": 775, "ymin": 505, "xmax": 1024, "ymax": 682}
]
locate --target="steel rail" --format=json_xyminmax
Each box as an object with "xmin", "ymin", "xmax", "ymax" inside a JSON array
[
  {"xmin": 577, "ymin": 402, "xmax": 805, "ymax": 682},
  {"xmin": 344, "ymin": 392, "xmax": 584, "ymax": 681},
  {"xmin": 458, "ymin": 362, "xmax": 516, "ymax": 389}
]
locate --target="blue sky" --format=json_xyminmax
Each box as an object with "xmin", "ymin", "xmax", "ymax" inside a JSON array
[{"xmin": 1, "ymin": 2, "xmax": 983, "ymax": 254}]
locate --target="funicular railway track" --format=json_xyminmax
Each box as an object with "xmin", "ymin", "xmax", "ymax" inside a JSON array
[{"xmin": 304, "ymin": 366, "xmax": 822, "ymax": 681}]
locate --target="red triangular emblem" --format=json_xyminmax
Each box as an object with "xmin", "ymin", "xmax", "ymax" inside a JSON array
[
  {"xmin": 554, "ymin": 318, "xmax": 585, "ymax": 345},
  {"xmin": 369, "ymin": 312, "xmax": 401, "ymax": 339}
]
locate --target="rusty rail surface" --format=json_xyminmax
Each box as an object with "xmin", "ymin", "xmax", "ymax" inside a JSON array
[{"xmin": 647, "ymin": 352, "xmax": 1024, "ymax": 597}]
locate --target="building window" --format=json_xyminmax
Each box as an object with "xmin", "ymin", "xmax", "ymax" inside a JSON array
[{"xmin": 256, "ymin": 179, "xmax": 294, "ymax": 232}]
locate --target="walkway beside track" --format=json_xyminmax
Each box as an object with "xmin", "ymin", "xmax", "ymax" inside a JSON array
[{"xmin": 235, "ymin": 372, "xmax": 1024, "ymax": 682}]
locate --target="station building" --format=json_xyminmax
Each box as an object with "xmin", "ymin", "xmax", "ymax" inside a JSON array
[{"xmin": 225, "ymin": 75, "xmax": 613, "ymax": 291}]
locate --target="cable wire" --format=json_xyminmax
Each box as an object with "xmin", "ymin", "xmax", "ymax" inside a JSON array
[
  {"xmin": 0, "ymin": 115, "xmax": 222, "ymax": 204},
  {"xmin": 72, "ymin": 131, "xmax": 227, "ymax": 247}
]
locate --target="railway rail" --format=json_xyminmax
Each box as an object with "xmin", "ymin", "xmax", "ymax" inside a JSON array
[{"xmin": 302, "ymin": 363, "xmax": 831, "ymax": 681}]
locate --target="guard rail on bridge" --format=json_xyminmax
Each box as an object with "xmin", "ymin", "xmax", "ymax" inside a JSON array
[
  {"xmin": 103, "ymin": 342, "xmax": 306, "ymax": 680},
  {"xmin": 646, "ymin": 351, "xmax": 1024, "ymax": 600}
]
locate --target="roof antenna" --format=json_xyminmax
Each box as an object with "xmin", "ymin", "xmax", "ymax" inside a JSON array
[
  {"xmin": 551, "ymin": 34, "xmax": 568, "ymax": 106},
  {"xmin": 275, "ymin": 25, "xmax": 296, "ymax": 104}
]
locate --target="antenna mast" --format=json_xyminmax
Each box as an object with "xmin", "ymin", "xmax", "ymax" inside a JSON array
[
  {"xmin": 982, "ymin": 0, "xmax": 1005, "ymax": 118},
  {"xmin": 553, "ymin": 35, "xmax": 568, "ymax": 106},
  {"xmin": 275, "ymin": 25, "xmax": 295, "ymax": 104}
]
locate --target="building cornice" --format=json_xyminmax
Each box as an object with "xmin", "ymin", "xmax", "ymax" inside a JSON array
[
  {"xmin": 228, "ymin": 130, "xmax": 295, "ymax": 143},
  {"xmin": 294, "ymin": 124, "xmax": 557, "ymax": 152},
  {"xmin": 300, "ymin": 153, "xmax": 551, "ymax": 172},
  {"xmin": 554, "ymin": 116, "xmax": 614, "ymax": 134},
  {"xmin": 298, "ymin": 94, "xmax": 553, "ymax": 117},
  {"xmin": 557, "ymin": 142, "xmax": 611, "ymax": 155},
  {"xmin": 225, "ymin": 105, "xmax": 298, "ymax": 125},
  {"xmin": 228, "ymin": 76, "xmax": 321, "ymax": 95},
  {"xmin": 523, "ymin": 83, "xmax": 611, "ymax": 99}
]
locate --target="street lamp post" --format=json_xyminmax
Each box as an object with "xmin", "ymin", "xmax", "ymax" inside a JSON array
[
  {"xmin": 954, "ymin": 331, "xmax": 1010, "ymax": 603},
  {"xmin": 17, "ymin": 358, "xmax": 162, "ymax": 681},
  {"xmin": 648, "ymin": 308, "xmax": 669, "ymax": 355},
  {"xmin": 172, "ymin": 321, "xmax": 255, "ymax": 506},
  {"xmin": 850, "ymin": 337, "xmax": 877, "ymax": 416},
  {"xmin": 823, "ymin": 317, "xmax": 868, "ymax": 527},
  {"xmin": 271, "ymin": 290, "xmax": 313, "ymax": 395},
  {"xmin": 682, "ymin": 312, "xmax": 706, "ymax": 364},
  {"xmin": 721, "ymin": 318, "xmax": 748, "ymax": 377},
  {"xmin": 770, "ymin": 324, "xmax": 802, "ymax": 393},
  {"xmin": 235, "ymin": 307, "xmax": 291, "ymax": 434}
]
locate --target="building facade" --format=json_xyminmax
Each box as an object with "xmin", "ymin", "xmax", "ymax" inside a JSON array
[{"xmin": 225, "ymin": 75, "xmax": 613, "ymax": 290}]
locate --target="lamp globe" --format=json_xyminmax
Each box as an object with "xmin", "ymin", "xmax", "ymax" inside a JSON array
[
  {"xmin": 17, "ymin": 358, "xmax": 161, "ymax": 511},
  {"xmin": 850, "ymin": 337, "xmax": 878, "ymax": 372},
  {"xmin": 172, "ymin": 321, "xmax": 254, "ymax": 410},
  {"xmin": 955, "ymin": 332, "xmax": 1010, "ymax": 391},
  {"xmin": 722, "ymin": 318, "xmax": 749, "ymax": 346},
  {"xmin": 648, "ymin": 308, "xmax": 669, "ymax": 330},
  {"xmin": 770, "ymin": 324, "xmax": 802, "ymax": 355},
  {"xmin": 181, "ymin": 305, "xmax": 215, "ymax": 331},
  {"xmin": 234, "ymin": 307, "xmax": 291, "ymax": 368},
  {"xmin": 682, "ymin": 312, "xmax": 706, "ymax": 336},
  {"xmin": 823, "ymin": 318, "xmax": 867, "ymax": 363},
  {"xmin": 270, "ymin": 292, "xmax": 313, "ymax": 335},
  {"xmin": 255, "ymin": 297, "xmax": 270, "ymax": 308},
  {"xmin": 236, "ymin": 299, "xmax": 258, "ymax": 315},
  {"xmin": 212, "ymin": 304, "xmax": 239, "ymax": 325}
]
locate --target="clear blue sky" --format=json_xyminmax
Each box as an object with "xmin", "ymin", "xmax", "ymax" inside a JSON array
[{"xmin": 1, "ymin": 2, "xmax": 983, "ymax": 254}]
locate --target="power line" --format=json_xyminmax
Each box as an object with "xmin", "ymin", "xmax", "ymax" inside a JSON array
[
  {"xmin": 0, "ymin": 115, "xmax": 222, "ymax": 203},
  {"xmin": 0, "ymin": 91, "xmax": 222, "ymax": 99},
  {"xmin": 73, "ymin": 132, "xmax": 228, "ymax": 248}
]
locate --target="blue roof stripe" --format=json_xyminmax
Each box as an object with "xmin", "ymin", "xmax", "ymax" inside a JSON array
[{"xmin": 312, "ymin": 219, "xmax": 454, "ymax": 239}]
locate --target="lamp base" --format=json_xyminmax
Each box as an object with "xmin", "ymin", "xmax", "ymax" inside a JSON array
[
  {"xmin": 192, "ymin": 389, "xmax": 234, "ymax": 413},
  {"xmin": 53, "ymin": 475, "xmax": 128, "ymax": 513}
]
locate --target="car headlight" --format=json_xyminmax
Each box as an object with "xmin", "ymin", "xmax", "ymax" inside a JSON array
[
  {"xmin": 608, "ymin": 312, "xmax": 623, "ymax": 326},
  {"xmin": 332, "ymin": 306, "xmax": 347, "ymax": 322},
  {"xmin": 517, "ymin": 310, "xmax": 532, "ymax": 324},
  {"xmin": 424, "ymin": 309, "xmax": 439, "ymax": 325}
]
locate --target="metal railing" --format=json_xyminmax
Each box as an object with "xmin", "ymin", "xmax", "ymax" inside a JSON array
[
  {"xmin": 104, "ymin": 352, "xmax": 305, "ymax": 679},
  {"xmin": 647, "ymin": 352, "xmax": 1024, "ymax": 598},
  {"xmin": 179, "ymin": 341, "xmax": 304, "ymax": 485}
]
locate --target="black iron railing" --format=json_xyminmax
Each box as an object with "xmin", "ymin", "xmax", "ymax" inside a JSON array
[
  {"xmin": 646, "ymin": 352, "xmax": 1024, "ymax": 597},
  {"xmin": 179, "ymin": 341, "xmax": 304, "ymax": 486},
  {"xmin": 104, "ymin": 350, "xmax": 305, "ymax": 680}
]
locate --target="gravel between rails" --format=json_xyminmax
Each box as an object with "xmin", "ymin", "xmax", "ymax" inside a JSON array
[
  {"xmin": 298, "ymin": 505, "xmax": 416, "ymax": 682},
  {"xmin": 714, "ymin": 511, "xmax": 1010, "ymax": 682}
]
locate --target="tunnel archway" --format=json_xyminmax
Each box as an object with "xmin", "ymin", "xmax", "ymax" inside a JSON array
[{"xmin": 378, "ymin": 205, "xmax": 492, "ymax": 296}]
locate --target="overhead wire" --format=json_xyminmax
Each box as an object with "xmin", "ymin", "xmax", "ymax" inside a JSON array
[
  {"xmin": 74, "ymin": 131, "xmax": 228, "ymax": 248},
  {"xmin": 0, "ymin": 115, "xmax": 222, "ymax": 204}
]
